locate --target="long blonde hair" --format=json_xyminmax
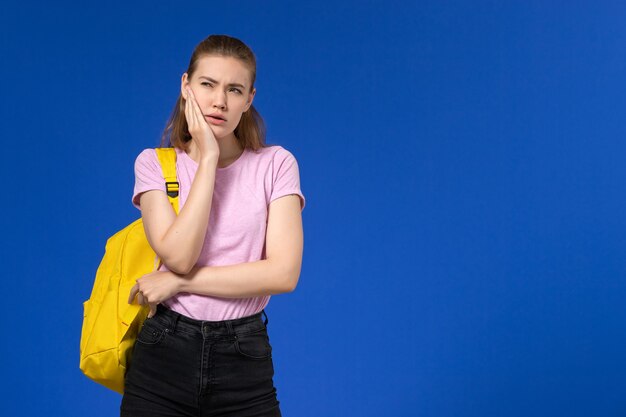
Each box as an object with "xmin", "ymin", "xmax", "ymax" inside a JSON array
[{"xmin": 159, "ymin": 34, "xmax": 267, "ymax": 151}]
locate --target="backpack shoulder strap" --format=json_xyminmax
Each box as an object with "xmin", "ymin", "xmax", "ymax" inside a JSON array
[{"xmin": 154, "ymin": 147, "xmax": 180, "ymax": 215}]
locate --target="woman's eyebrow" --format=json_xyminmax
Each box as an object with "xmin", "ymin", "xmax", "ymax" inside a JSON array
[{"xmin": 198, "ymin": 76, "xmax": 245, "ymax": 88}]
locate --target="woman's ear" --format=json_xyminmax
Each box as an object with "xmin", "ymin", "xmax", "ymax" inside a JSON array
[
  {"xmin": 181, "ymin": 73, "xmax": 189, "ymax": 99},
  {"xmin": 245, "ymin": 87, "xmax": 256, "ymax": 111}
]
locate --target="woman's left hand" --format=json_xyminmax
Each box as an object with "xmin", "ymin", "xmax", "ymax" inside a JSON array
[{"xmin": 128, "ymin": 271, "xmax": 182, "ymax": 318}]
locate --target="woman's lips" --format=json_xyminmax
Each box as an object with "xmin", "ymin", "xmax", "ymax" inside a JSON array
[{"xmin": 205, "ymin": 115, "xmax": 226, "ymax": 125}]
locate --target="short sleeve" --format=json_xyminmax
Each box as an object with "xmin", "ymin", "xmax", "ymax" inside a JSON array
[
  {"xmin": 269, "ymin": 148, "xmax": 306, "ymax": 211},
  {"xmin": 132, "ymin": 149, "xmax": 166, "ymax": 210}
]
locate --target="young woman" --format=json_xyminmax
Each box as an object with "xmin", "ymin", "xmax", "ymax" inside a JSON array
[{"xmin": 120, "ymin": 34, "xmax": 305, "ymax": 417}]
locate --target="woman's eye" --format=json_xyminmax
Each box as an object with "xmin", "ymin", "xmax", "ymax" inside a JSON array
[{"xmin": 200, "ymin": 83, "xmax": 241, "ymax": 94}]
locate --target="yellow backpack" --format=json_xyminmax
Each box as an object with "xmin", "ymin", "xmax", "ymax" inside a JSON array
[{"xmin": 79, "ymin": 148, "xmax": 180, "ymax": 394}]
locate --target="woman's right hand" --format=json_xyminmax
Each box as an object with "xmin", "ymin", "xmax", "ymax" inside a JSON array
[{"xmin": 184, "ymin": 87, "xmax": 220, "ymax": 161}]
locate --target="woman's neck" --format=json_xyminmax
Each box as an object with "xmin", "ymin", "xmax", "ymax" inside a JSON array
[{"xmin": 185, "ymin": 134, "xmax": 243, "ymax": 166}]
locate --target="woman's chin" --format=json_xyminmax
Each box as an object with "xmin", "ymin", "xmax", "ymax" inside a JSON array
[{"xmin": 213, "ymin": 130, "xmax": 236, "ymax": 140}]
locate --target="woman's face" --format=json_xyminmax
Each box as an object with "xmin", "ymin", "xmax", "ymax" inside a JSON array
[{"xmin": 181, "ymin": 55, "xmax": 256, "ymax": 137}]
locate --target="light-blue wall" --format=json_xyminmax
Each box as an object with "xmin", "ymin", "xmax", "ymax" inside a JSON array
[{"xmin": 2, "ymin": 1, "xmax": 624, "ymax": 416}]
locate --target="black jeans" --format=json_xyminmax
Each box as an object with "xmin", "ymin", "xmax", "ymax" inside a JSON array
[{"xmin": 120, "ymin": 303, "xmax": 282, "ymax": 416}]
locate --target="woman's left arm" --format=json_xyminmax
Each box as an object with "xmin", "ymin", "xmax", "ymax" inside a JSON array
[
  {"xmin": 130, "ymin": 194, "xmax": 303, "ymax": 315},
  {"xmin": 177, "ymin": 194, "xmax": 304, "ymax": 298}
]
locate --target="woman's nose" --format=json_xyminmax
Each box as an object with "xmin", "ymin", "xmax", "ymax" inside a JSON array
[{"xmin": 212, "ymin": 91, "xmax": 227, "ymax": 108}]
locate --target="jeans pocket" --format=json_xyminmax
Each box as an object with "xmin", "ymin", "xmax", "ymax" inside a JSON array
[
  {"xmin": 136, "ymin": 318, "xmax": 168, "ymax": 346},
  {"xmin": 234, "ymin": 327, "xmax": 273, "ymax": 360}
]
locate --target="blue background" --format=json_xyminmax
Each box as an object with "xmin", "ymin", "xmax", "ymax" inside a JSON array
[{"xmin": 2, "ymin": 1, "xmax": 625, "ymax": 415}]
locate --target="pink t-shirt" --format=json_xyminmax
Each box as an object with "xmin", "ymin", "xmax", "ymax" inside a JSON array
[{"xmin": 132, "ymin": 145, "xmax": 305, "ymax": 321}]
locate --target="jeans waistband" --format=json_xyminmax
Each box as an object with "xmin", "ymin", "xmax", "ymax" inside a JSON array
[{"xmin": 153, "ymin": 303, "xmax": 269, "ymax": 338}]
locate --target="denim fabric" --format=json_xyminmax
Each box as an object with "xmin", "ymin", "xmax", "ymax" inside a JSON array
[{"xmin": 120, "ymin": 303, "xmax": 282, "ymax": 417}]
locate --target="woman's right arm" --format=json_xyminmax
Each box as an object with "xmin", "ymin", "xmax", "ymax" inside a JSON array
[
  {"xmin": 138, "ymin": 86, "xmax": 221, "ymax": 275},
  {"xmin": 139, "ymin": 156, "xmax": 218, "ymax": 275}
]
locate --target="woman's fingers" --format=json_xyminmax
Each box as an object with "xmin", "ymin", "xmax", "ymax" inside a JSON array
[
  {"xmin": 128, "ymin": 283, "xmax": 138, "ymax": 304},
  {"xmin": 187, "ymin": 88, "xmax": 202, "ymax": 128},
  {"xmin": 147, "ymin": 303, "xmax": 157, "ymax": 319},
  {"xmin": 183, "ymin": 86, "xmax": 219, "ymax": 159},
  {"xmin": 128, "ymin": 282, "xmax": 155, "ymax": 319},
  {"xmin": 184, "ymin": 89, "xmax": 194, "ymax": 128},
  {"xmin": 184, "ymin": 88, "xmax": 194, "ymax": 124},
  {"xmin": 186, "ymin": 89, "xmax": 200, "ymax": 133},
  {"xmin": 188, "ymin": 88, "xmax": 204, "ymax": 119}
]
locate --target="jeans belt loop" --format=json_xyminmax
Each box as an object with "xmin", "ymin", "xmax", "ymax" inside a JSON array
[
  {"xmin": 226, "ymin": 320, "xmax": 235, "ymax": 337},
  {"xmin": 169, "ymin": 308, "xmax": 180, "ymax": 333}
]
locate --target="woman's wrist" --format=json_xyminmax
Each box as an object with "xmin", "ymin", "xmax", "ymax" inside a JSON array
[
  {"xmin": 199, "ymin": 154, "xmax": 219, "ymax": 166},
  {"xmin": 173, "ymin": 265, "xmax": 198, "ymax": 292}
]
